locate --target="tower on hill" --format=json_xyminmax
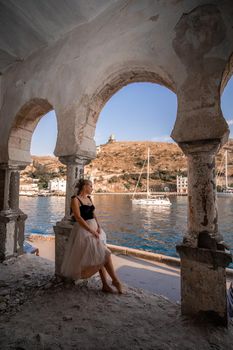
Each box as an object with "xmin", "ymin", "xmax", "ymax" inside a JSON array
[{"xmin": 108, "ymin": 134, "xmax": 116, "ymax": 143}]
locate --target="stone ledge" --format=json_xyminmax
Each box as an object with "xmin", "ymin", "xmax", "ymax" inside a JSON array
[
  {"xmin": 176, "ymin": 244, "xmax": 232, "ymax": 269},
  {"xmin": 107, "ymin": 244, "xmax": 233, "ymax": 276},
  {"xmin": 25, "ymin": 235, "xmax": 233, "ymax": 277},
  {"xmin": 107, "ymin": 244, "xmax": 180, "ymax": 267},
  {"xmin": 0, "ymin": 210, "xmax": 27, "ymax": 223}
]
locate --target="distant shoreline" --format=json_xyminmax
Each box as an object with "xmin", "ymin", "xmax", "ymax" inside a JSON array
[
  {"xmin": 93, "ymin": 192, "xmax": 187, "ymax": 196},
  {"xmin": 20, "ymin": 192, "xmax": 187, "ymax": 197}
]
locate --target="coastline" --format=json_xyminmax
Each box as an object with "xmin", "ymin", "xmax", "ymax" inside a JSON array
[{"xmin": 20, "ymin": 191, "xmax": 187, "ymax": 197}]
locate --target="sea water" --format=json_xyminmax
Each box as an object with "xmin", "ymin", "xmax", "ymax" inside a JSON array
[{"xmin": 19, "ymin": 194, "xmax": 233, "ymax": 260}]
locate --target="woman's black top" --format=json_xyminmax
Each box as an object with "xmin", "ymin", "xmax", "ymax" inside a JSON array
[{"xmin": 70, "ymin": 195, "xmax": 95, "ymax": 221}]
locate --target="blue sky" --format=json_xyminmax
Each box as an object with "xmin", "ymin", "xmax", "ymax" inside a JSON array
[{"xmin": 31, "ymin": 79, "xmax": 233, "ymax": 155}]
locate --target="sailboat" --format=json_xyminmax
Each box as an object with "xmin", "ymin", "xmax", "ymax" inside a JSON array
[
  {"xmin": 131, "ymin": 148, "xmax": 172, "ymax": 206},
  {"xmin": 217, "ymin": 149, "xmax": 233, "ymax": 196}
]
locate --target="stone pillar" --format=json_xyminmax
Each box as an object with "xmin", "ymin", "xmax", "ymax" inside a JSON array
[
  {"xmin": 59, "ymin": 156, "xmax": 87, "ymax": 222},
  {"xmin": 176, "ymin": 140, "xmax": 232, "ymax": 326},
  {"xmin": 0, "ymin": 164, "xmax": 27, "ymax": 261},
  {"xmin": 54, "ymin": 155, "xmax": 92, "ymax": 276}
]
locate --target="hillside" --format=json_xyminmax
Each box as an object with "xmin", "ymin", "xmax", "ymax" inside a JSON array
[
  {"xmin": 21, "ymin": 140, "xmax": 233, "ymax": 192},
  {"xmin": 23, "ymin": 156, "xmax": 66, "ymax": 174},
  {"xmin": 21, "ymin": 156, "xmax": 66, "ymax": 189},
  {"xmin": 85, "ymin": 141, "xmax": 186, "ymax": 192}
]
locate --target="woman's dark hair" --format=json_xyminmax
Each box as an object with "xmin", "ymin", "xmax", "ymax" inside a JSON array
[{"xmin": 75, "ymin": 179, "xmax": 91, "ymax": 195}]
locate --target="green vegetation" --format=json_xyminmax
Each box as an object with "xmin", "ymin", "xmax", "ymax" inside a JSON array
[
  {"xmin": 96, "ymin": 188, "xmax": 105, "ymax": 193},
  {"xmin": 124, "ymin": 183, "xmax": 130, "ymax": 190},
  {"xmin": 58, "ymin": 166, "xmax": 66, "ymax": 176},
  {"xmin": 26, "ymin": 169, "xmax": 65, "ymax": 189},
  {"xmin": 108, "ymin": 176, "xmax": 118, "ymax": 183}
]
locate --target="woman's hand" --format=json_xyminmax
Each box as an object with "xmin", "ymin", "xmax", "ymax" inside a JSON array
[
  {"xmin": 89, "ymin": 228, "xmax": 99, "ymax": 239},
  {"xmin": 97, "ymin": 225, "xmax": 101, "ymax": 234}
]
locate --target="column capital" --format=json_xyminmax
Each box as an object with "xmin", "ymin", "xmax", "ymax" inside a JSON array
[
  {"xmin": 59, "ymin": 155, "xmax": 93, "ymax": 166},
  {"xmin": 0, "ymin": 161, "xmax": 30, "ymax": 171},
  {"xmin": 178, "ymin": 139, "xmax": 221, "ymax": 157},
  {"xmin": 59, "ymin": 156, "xmax": 94, "ymax": 222}
]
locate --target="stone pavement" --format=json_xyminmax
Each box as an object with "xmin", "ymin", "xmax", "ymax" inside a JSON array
[{"xmin": 28, "ymin": 237, "xmax": 233, "ymax": 304}]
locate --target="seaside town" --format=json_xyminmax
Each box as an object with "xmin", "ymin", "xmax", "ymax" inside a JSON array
[
  {"xmin": 20, "ymin": 135, "xmax": 233, "ymax": 197},
  {"xmin": 1, "ymin": 2, "xmax": 233, "ymax": 349},
  {"xmin": 20, "ymin": 166, "xmax": 189, "ymax": 196},
  {"xmin": 19, "ymin": 140, "xmax": 188, "ymax": 197}
]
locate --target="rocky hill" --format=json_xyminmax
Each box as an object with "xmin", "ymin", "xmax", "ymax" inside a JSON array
[
  {"xmin": 85, "ymin": 141, "xmax": 186, "ymax": 192},
  {"xmin": 21, "ymin": 140, "xmax": 233, "ymax": 192},
  {"xmin": 22, "ymin": 156, "xmax": 66, "ymax": 174},
  {"xmin": 21, "ymin": 156, "xmax": 66, "ymax": 189}
]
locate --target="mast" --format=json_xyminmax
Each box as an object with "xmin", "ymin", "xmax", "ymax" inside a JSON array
[
  {"xmin": 225, "ymin": 150, "xmax": 228, "ymax": 189},
  {"xmin": 132, "ymin": 158, "xmax": 147, "ymax": 199},
  {"xmin": 147, "ymin": 147, "xmax": 150, "ymax": 198}
]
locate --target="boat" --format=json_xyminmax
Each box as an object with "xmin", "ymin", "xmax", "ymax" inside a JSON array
[
  {"xmin": 131, "ymin": 148, "xmax": 172, "ymax": 206},
  {"xmin": 132, "ymin": 196, "xmax": 172, "ymax": 206}
]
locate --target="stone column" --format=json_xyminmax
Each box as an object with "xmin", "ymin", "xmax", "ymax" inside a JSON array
[
  {"xmin": 54, "ymin": 155, "xmax": 92, "ymax": 276},
  {"xmin": 0, "ymin": 163, "xmax": 27, "ymax": 261},
  {"xmin": 176, "ymin": 140, "xmax": 232, "ymax": 326},
  {"xmin": 59, "ymin": 156, "xmax": 87, "ymax": 222}
]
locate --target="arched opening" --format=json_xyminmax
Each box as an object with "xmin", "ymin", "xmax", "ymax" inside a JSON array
[
  {"xmin": 0, "ymin": 99, "xmax": 61, "ymax": 261},
  {"xmin": 8, "ymin": 99, "xmax": 53, "ymax": 163},
  {"xmin": 30, "ymin": 111, "xmax": 58, "ymax": 156},
  {"xmin": 7, "ymin": 101, "xmax": 65, "ymax": 261},
  {"xmin": 84, "ymin": 80, "xmax": 186, "ymax": 299}
]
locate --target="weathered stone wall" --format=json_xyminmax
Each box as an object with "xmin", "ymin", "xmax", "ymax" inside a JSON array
[
  {"xmin": 0, "ymin": 1, "xmax": 232, "ymax": 163},
  {"xmin": 0, "ymin": 0, "xmax": 233, "ymax": 325},
  {"xmin": 177, "ymin": 245, "xmax": 232, "ymax": 326}
]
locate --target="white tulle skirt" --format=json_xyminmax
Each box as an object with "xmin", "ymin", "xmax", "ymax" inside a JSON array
[{"xmin": 61, "ymin": 219, "xmax": 110, "ymax": 280}]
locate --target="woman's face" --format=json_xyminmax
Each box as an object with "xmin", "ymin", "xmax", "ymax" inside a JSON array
[{"xmin": 84, "ymin": 181, "xmax": 93, "ymax": 194}]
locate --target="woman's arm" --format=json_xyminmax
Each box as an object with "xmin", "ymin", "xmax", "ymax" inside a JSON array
[
  {"xmin": 93, "ymin": 212, "xmax": 100, "ymax": 233},
  {"xmin": 88, "ymin": 196, "xmax": 101, "ymax": 234},
  {"xmin": 71, "ymin": 198, "xmax": 99, "ymax": 238}
]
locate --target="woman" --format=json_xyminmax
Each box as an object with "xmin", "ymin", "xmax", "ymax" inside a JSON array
[{"xmin": 61, "ymin": 179, "xmax": 122, "ymax": 294}]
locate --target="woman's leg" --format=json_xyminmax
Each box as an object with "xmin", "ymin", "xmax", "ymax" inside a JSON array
[
  {"xmin": 104, "ymin": 254, "xmax": 123, "ymax": 293},
  {"xmin": 99, "ymin": 267, "xmax": 114, "ymax": 293}
]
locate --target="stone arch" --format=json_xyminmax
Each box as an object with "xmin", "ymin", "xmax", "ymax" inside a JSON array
[
  {"xmin": 77, "ymin": 66, "xmax": 177, "ymax": 152},
  {"xmin": 88, "ymin": 67, "xmax": 176, "ymax": 125},
  {"xmin": 170, "ymin": 3, "xmax": 231, "ymax": 145},
  {"xmin": 8, "ymin": 98, "xmax": 53, "ymax": 164},
  {"xmin": 54, "ymin": 65, "xmax": 178, "ymax": 274},
  {"xmin": 220, "ymin": 51, "xmax": 233, "ymax": 95}
]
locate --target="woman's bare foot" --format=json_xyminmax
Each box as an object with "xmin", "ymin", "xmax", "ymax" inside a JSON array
[
  {"xmin": 102, "ymin": 284, "xmax": 115, "ymax": 293},
  {"xmin": 112, "ymin": 280, "xmax": 123, "ymax": 294}
]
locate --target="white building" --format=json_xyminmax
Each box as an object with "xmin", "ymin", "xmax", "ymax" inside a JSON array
[
  {"xmin": 48, "ymin": 178, "xmax": 66, "ymax": 193},
  {"xmin": 19, "ymin": 179, "xmax": 39, "ymax": 196},
  {"xmin": 177, "ymin": 175, "xmax": 188, "ymax": 194}
]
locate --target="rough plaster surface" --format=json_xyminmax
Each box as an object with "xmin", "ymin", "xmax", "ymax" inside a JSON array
[
  {"xmin": 171, "ymin": 4, "xmax": 231, "ymax": 143},
  {"xmin": 0, "ymin": 1, "xmax": 232, "ymax": 162},
  {"xmin": 0, "ymin": 0, "xmax": 117, "ymax": 74},
  {"xmin": 1, "ymin": 0, "xmax": 233, "ymax": 324}
]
